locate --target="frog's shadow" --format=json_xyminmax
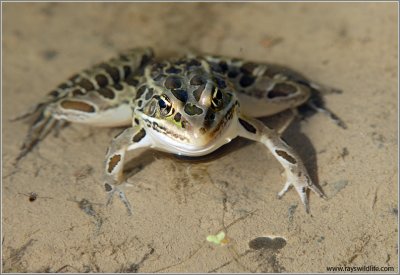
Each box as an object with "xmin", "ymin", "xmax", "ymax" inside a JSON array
[{"xmin": 123, "ymin": 111, "xmax": 322, "ymax": 201}]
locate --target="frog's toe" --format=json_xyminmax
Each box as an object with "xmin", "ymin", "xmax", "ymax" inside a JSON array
[
  {"xmin": 16, "ymin": 113, "xmax": 58, "ymax": 163},
  {"xmin": 278, "ymin": 177, "xmax": 326, "ymax": 214},
  {"xmin": 277, "ymin": 180, "xmax": 292, "ymax": 199},
  {"xmin": 104, "ymin": 183, "xmax": 133, "ymax": 216}
]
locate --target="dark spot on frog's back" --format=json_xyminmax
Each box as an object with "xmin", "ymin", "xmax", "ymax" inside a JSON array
[
  {"xmin": 77, "ymin": 78, "xmax": 95, "ymax": 91},
  {"xmin": 210, "ymin": 62, "xmax": 223, "ymax": 73},
  {"xmin": 165, "ymin": 66, "xmax": 181, "ymax": 74},
  {"xmin": 113, "ymin": 83, "xmax": 124, "ymax": 91},
  {"xmin": 106, "ymin": 66, "xmax": 120, "ymax": 82},
  {"xmin": 48, "ymin": 90, "xmax": 60, "ymax": 97},
  {"xmin": 164, "ymin": 76, "xmax": 182, "ymax": 89},
  {"xmin": 238, "ymin": 118, "xmax": 257, "ymax": 134},
  {"xmin": 153, "ymin": 73, "xmax": 166, "ymax": 82},
  {"xmin": 190, "ymin": 75, "xmax": 205, "ymax": 86},
  {"xmin": 126, "ymin": 76, "xmax": 139, "ymax": 87},
  {"xmin": 97, "ymin": 87, "xmax": 115, "ymax": 99},
  {"xmin": 58, "ymin": 82, "xmax": 70, "ymax": 90},
  {"xmin": 135, "ymin": 85, "xmax": 147, "ymax": 99},
  {"xmin": 219, "ymin": 61, "xmax": 228, "ymax": 72},
  {"xmin": 239, "ymin": 75, "xmax": 255, "ymax": 87},
  {"xmin": 186, "ymin": 59, "xmax": 201, "ymax": 68},
  {"xmin": 140, "ymin": 53, "xmax": 152, "ymax": 67},
  {"xmin": 240, "ymin": 62, "xmax": 257, "ymax": 74},
  {"xmin": 215, "ymin": 77, "xmax": 227, "ymax": 88},
  {"xmin": 95, "ymin": 74, "xmax": 109, "ymax": 87},
  {"xmin": 123, "ymin": 65, "xmax": 131, "ymax": 78},
  {"xmin": 184, "ymin": 103, "xmax": 203, "ymax": 115},
  {"xmin": 227, "ymin": 70, "xmax": 239, "ymax": 79},
  {"xmin": 145, "ymin": 88, "xmax": 154, "ymax": 100},
  {"xmin": 171, "ymin": 89, "xmax": 188, "ymax": 103},
  {"xmin": 133, "ymin": 128, "xmax": 146, "ymax": 143}
]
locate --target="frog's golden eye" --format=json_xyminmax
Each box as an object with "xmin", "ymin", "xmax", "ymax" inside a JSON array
[
  {"xmin": 158, "ymin": 95, "xmax": 173, "ymax": 117},
  {"xmin": 211, "ymin": 87, "xmax": 224, "ymax": 110}
]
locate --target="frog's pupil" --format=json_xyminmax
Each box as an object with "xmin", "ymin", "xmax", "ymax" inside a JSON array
[
  {"xmin": 158, "ymin": 99, "xmax": 167, "ymax": 108},
  {"xmin": 216, "ymin": 89, "xmax": 222, "ymax": 99}
]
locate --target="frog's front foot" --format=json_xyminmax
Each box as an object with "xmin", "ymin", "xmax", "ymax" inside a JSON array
[
  {"xmin": 104, "ymin": 182, "xmax": 133, "ymax": 216},
  {"xmin": 237, "ymin": 116, "xmax": 327, "ymax": 213},
  {"xmin": 277, "ymin": 174, "xmax": 326, "ymax": 213},
  {"xmin": 102, "ymin": 126, "xmax": 152, "ymax": 216}
]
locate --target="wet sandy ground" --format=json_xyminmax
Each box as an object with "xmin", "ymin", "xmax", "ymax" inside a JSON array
[{"xmin": 2, "ymin": 2, "xmax": 398, "ymax": 273}]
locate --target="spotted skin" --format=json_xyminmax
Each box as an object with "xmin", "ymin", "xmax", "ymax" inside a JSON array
[
  {"xmin": 17, "ymin": 47, "xmax": 345, "ymax": 215},
  {"xmin": 103, "ymin": 125, "xmax": 151, "ymax": 215},
  {"xmin": 15, "ymin": 48, "xmax": 153, "ymax": 161}
]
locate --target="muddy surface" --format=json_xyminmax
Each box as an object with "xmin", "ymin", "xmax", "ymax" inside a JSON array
[{"xmin": 2, "ymin": 2, "xmax": 398, "ymax": 272}]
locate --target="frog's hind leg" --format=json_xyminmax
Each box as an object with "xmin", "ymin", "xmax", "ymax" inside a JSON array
[
  {"xmin": 15, "ymin": 47, "xmax": 154, "ymax": 162},
  {"xmin": 298, "ymin": 83, "xmax": 347, "ymax": 129},
  {"xmin": 200, "ymin": 55, "xmax": 346, "ymax": 128},
  {"xmin": 15, "ymin": 85, "xmax": 134, "ymax": 164}
]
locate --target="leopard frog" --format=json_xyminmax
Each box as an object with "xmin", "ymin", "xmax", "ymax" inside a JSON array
[{"xmin": 16, "ymin": 47, "xmax": 345, "ymax": 214}]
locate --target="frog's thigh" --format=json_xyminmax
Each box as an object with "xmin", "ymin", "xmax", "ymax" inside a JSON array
[
  {"xmin": 237, "ymin": 79, "xmax": 311, "ymax": 118},
  {"xmin": 50, "ymin": 89, "xmax": 133, "ymax": 127}
]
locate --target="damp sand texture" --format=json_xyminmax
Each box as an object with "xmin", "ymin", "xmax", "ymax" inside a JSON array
[{"xmin": 2, "ymin": 2, "xmax": 398, "ymax": 273}]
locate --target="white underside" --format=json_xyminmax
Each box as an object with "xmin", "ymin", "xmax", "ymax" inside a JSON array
[
  {"xmin": 237, "ymin": 93, "xmax": 292, "ymax": 117},
  {"xmin": 57, "ymin": 104, "xmax": 133, "ymax": 127}
]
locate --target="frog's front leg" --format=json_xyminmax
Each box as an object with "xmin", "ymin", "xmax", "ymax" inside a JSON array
[
  {"xmin": 236, "ymin": 116, "xmax": 326, "ymax": 213},
  {"xmin": 103, "ymin": 125, "xmax": 152, "ymax": 215}
]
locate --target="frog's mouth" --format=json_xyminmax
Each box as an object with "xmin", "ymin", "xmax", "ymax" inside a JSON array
[{"xmin": 141, "ymin": 104, "xmax": 239, "ymax": 156}]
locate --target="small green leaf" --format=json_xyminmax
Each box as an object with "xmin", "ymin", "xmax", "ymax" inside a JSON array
[{"xmin": 206, "ymin": 231, "xmax": 226, "ymax": 245}]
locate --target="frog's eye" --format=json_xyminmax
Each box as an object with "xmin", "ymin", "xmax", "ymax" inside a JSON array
[
  {"xmin": 211, "ymin": 87, "xmax": 224, "ymax": 110},
  {"xmin": 158, "ymin": 95, "xmax": 173, "ymax": 117}
]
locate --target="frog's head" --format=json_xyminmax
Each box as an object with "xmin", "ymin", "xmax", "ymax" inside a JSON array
[{"xmin": 135, "ymin": 58, "xmax": 238, "ymax": 149}]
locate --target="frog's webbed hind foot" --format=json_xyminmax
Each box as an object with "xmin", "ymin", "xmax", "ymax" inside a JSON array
[
  {"xmin": 11, "ymin": 102, "xmax": 46, "ymax": 123},
  {"xmin": 298, "ymin": 83, "xmax": 347, "ymax": 129},
  {"xmin": 105, "ymin": 183, "xmax": 133, "ymax": 216},
  {"xmin": 15, "ymin": 108, "xmax": 61, "ymax": 163},
  {"xmin": 306, "ymin": 100, "xmax": 347, "ymax": 129}
]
